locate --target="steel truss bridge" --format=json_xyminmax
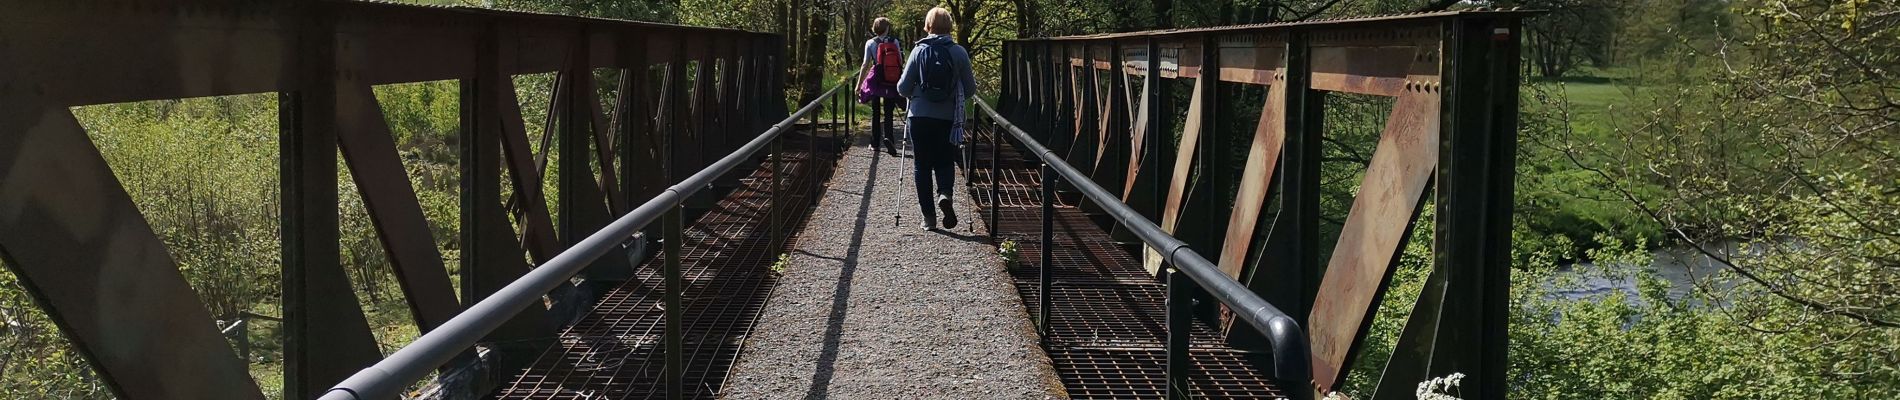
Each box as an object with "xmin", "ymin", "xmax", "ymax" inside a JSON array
[{"xmin": 0, "ymin": 2, "xmax": 1528, "ymax": 399}]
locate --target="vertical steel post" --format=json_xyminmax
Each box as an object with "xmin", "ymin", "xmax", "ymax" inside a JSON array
[
  {"xmin": 1038, "ymin": 162, "xmax": 1056, "ymax": 337},
  {"xmin": 282, "ymin": 15, "xmax": 381, "ymax": 396},
  {"xmin": 1039, "ymin": 42, "xmax": 1051, "ymax": 143},
  {"xmin": 1167, "ymin": 268, "xmax": 1195, "ymax": 400},
  {"xmin": 828, "ymin": 84, "xmax": 836, "ymax": 146},
  {"xmin": 663, "ymin": 204, "xmax": 684, "ymax": 400},
  {"xmin": 1144, "ymin": 39, "xmax": 1166, "ymax": 222},
  {"xmin": 829, "ymin": 87, "xmax": 837, "ymax": 146},
  {"xmin": 1189, "ymin": 35, "xmax": 1223, "ymax": 254},
  {"xmin": 989, "ymin": 119, "xmax": 1000, "ymax": 238},
  {"xmin": 236, "ymin": 320, "xmax": 251, "ymax": 366},
  {"xmin": 558, "ymin": 38, "xmax": 585, "ymax": 248},
  {"xmin": 809, "ymin": 94, "xmax": 820, "ymax": 177},
  {"xmin": 771, "ymin": 138, "xmax": 783, "ymax": 249}
]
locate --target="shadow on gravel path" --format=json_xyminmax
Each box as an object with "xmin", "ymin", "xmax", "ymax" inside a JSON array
[{"xmin": 801, "ymin": 149, "xmax": 881, "ymax": 400}]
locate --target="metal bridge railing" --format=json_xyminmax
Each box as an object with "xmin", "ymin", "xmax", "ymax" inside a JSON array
[
  {"xmin": 972, "ymin": 98, "xmax": 1313, "ymax": 400},
  {"xmin": 319, "ymin": 78, "xmax": 854, "ymax": 400}
]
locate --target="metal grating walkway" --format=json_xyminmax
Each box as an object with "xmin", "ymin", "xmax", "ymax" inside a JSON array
[
  {"xmin": 967, "ymin": 130, "xmax": 1288, "ymax": 399},
  {"xmin": 490, "ymin": 130, "xmax": 842, "ymax": 400}
]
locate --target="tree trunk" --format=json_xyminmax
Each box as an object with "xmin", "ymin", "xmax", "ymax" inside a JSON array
[
  {"xmin": 1220, "ymin": 0, "xmax": 1235, "ymax": 25},
  {"xmin": 1013, "ymin": 0, "xmax": 1038, "ymax": 37},
  {"xmin": 1153, "ymin": 0, "xmax": 1173, "ymax": 29},
  {"xmin": 799, "ymin": 10, "xmax": 831, "ymax": 105}
]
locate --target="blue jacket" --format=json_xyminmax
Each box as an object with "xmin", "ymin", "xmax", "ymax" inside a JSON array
[{"xmin": 896, "ymin": 34, "xmax": 977, "ymax": 123}]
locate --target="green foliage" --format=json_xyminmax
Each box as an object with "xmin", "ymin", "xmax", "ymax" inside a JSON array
[
  {"xmin": 1501, "ymin": 0, "xmax": 1900, "ymax": 394},
  {"xmin": 1509, "ymin": 240, "xmax": 1900, "ymax": 398},
  {"xmin": 0, "ymin": 261, "xmax": 113, "ymax": 399},
  {"xmin": 770, "ymin": 253, "xmax": 793, "ymax": 275},
  {"xmin": 493, "ymin": 0, "xmax": 678, "ymax": 22},
  {"xmin": 76, "ymin": 96, "xmax": 285, "ymax": 320},
  {"xmin": 999, "ymin": 239, "xmax": 1021, "ymax": 269},
  {"xmin": 680, "ymin": 0, "xmax": 778, "ymax": 32}
]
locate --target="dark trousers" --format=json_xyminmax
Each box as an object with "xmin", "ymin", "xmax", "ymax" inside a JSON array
[
  {"xmin": 908, "ymin": 116, "xmax": 957, "ymax": 219},
  {"xmin": 869, "ymin": 96, "xmax": 899, "ymax": 149}
]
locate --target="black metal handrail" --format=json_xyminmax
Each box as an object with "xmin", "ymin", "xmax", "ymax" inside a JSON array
[
  {"xmin": 319, "ymin": 80, "xmax": 850, "ymax": 400},
  {"xmin": 972, "ymin": 98, "xmax": 1313, "ymax": 400}
]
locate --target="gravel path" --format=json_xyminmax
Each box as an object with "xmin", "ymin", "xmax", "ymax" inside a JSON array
[{"xmin": 722, "ymin": 133, "xmax": 1065, "ymax": 400}]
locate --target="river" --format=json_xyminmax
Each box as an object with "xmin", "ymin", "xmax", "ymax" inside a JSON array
[{"xmin": 1547, "ymin": 241, "xmax": 1750, "ymax": 305}]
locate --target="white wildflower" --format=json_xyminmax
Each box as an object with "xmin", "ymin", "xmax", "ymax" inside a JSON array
[{"xmin": 1416, "ymin": 372, "xmax": 1466, "ymax": 400}]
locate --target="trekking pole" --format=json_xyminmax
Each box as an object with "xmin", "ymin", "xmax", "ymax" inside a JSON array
[
  {"xmin": 888, "ymin": 117, "xmax": 901, "ymax": 228},
  {"xmin": 895, "ymin": 129, "xmax": 913, "ymax": 228}
]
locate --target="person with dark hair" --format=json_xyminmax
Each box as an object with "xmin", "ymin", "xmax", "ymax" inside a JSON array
[
  {"xmin": 896, "ymin": 7, "xmax": 976, "ymax": 231},
  {"xmin": 857, "ymin": 17, "xmax": 903, "ymax": 156}
]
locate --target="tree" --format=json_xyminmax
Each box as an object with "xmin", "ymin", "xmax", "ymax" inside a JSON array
[
  {"xmin": 1530, "ymin": 0, "xmax": 1900, "ymax": 394},
  {"xmin": 1507, "ymin": 0, "xmax": 1620, "ymax": 78}
]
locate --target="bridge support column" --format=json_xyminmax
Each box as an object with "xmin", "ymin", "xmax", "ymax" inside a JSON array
[
  {"xmin": 282, "ymin": 13, "xmax": 382, "ymax": 398},
  {"xmin": 1371, "ymin": 17, "xmax": 1521, "ymax": 400}
]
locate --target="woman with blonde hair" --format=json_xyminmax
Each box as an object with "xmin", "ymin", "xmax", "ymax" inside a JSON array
[
  {"xmin": 896, "ymin": 7, "xmax": 976, "ymax": 231},
  {"xmin": 858, "ymin": 17, "xmax": 904, "ymax": 155}
]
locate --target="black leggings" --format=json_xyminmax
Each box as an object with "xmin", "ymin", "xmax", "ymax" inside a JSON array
[
  {"xmin": 907, "ymin": 117, "xmax": 957, "ymax": 219},
  {"xmin": 869, "ymin": 96, "xmax": 900, "ymax": 148}
]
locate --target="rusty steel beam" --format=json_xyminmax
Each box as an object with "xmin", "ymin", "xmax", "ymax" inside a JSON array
[
  {"xmin": 559, "ymin": 37, "xmax": 611, "ymax": 246},
  {"xmin": 1024, "ymin": 16, "xmax": 1496, "ymax": 96},
  {"xmin": 1068, "ymin": 43, "xmax": 1098, "ymax": 178},
  {"xmin": 1119, "ymin": 45, "xmax": 1151, "ymax": 203},
  {"xmin": 721, "ymin": 39, "xmax": 743, "ymax": 157},
  {"xmin": 1216, "ymin": 34, "xmax": 1287, "ymax": 84},
  {"xmin": 661, "ymin": 41, "xmax": 690, "ymax": 189},
  {"xmin": 1216, "ymin": 80, "xmax": 1289, "ymax": 279},
  {"xmin": 335, "ymin": 85, "xmax": 462, "ymax": 333},
  {"xmin": 1232, "ymin": 30, "xmax": 1325, "ymax": 354},
  {"xmin": 1088, "ymin": 42, "xmax": 1128, "ymax": 192},
  {"xmin": 1306, "ymin": 90, "xmax": 1440, "ymax": 393},
  {"xmin": 1146, "ymin": 66, "xmax": 1209, "ymax": 274},
  {"xmin": 1091, "ymin": 44, "xmax": 1114, "ymax": 172},
  {"xmin": 623, "ymin": 39, "xmax": 666, "ymax": 203},
  {"xmin": 592, "ymin": 69, "xmax": 627, "ymax": 215},
  {"xmin": 0, "ymin": 97, "xmax": 265, "ymax": 400},
  {"xmin": 1, "ymin": 2, "xmax": 784, "ymax": 398},
  {"xmin": 1051, "ymin": 46, "xmax": 1076, "ymax": 158},
  {"xmin": 691, "ymin": 50, "xmax": 716, "ymax": 174},
  {"xmin": 0, "ymin": 1, "xmax": 770, "ymax": 108},
  {"xmin": 1186, "ymin": 37, "xmax": 1228, "ymax": 267},
  {"xmin": 560, "ymin": 36, "xmax": 622, "ymax": 281},
  {"xmin": 497, "ymin": 74, "xmax": 564, "ymax": 263},
  {"xmin": 1004, "ymin": 11, "xmax": 1529, "ymax": 399},
  {"xmin": 462, "ymin": 28, "xmax": 555, "ymax": 375}
]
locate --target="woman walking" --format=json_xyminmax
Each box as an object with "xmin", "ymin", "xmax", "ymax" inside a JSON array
[
  {"xmin": 896, "ymin": 7, "xmax": 977, "ymax": 231},
  {"xmin": 858, "ymin": 17, "xmax": 904, "ymax": 156}
]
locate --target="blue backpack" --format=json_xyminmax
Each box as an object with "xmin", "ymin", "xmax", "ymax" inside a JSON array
[{"xmin": 916, "ymin": 36, "xmax": 959, "ymax": 103}]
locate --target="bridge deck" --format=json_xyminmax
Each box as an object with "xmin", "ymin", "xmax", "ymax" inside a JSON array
[
  {"xmin": 968, "ymin": 133, "xmax": 1289, "ymax": 399},
  {"xmin": 490, "ymin": 129, "xmax": 840, "ymax": 399},
  {"xmin": 482, "ymin": 125, "xmax": 1288, "ymax": 399},
  {"xmin": 721, "ymin": 134, "xmax": 1063, "ymax": 399}
]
